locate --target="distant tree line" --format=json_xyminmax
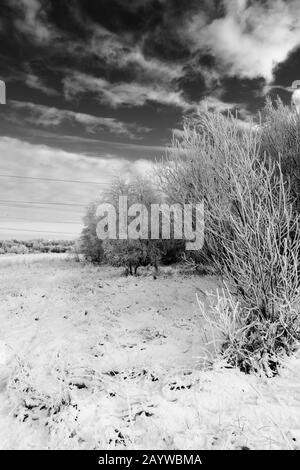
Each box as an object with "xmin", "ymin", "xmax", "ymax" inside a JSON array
[{"xmin": 0, "ymin": 239, "xmax": 75, "ymax": 255}]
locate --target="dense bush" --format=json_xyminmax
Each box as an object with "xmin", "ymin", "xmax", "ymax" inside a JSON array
[
  {"xmin": 158, "ymin": 108, "xmax": 300, "ymax": 375},
  {"xmin": 103, "ymin": 239, "xmax": 160, "ymax": 275},
  {"xmin": 157, "ymin": 111, "xmax": 260, "ymax": 265},
  {"xmin": 155, "ymin": 238, "xmax": 185, "ymax": 265},
  {"xmin": 261, "ymin": 97, "xmax": 300, "ymax": 210},
  {"xmin": 80, "ymin": 201, "xmax": 104, "ymax": 263},
  {"xmin": 8, "ymin": 244, "xmax": 29, "ymax": 254},
  {"xmin": 81, "ymin": 176, "xmax": 185, "ymax": 273},
  {"xmin": 101, "ymin": 177, "xmax": 161, "ymax": 274}
]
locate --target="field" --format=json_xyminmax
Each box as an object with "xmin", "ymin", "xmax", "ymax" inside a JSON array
[{"xmin": 0, "ymin": 255, "xmax": 300, "ymax": 450}]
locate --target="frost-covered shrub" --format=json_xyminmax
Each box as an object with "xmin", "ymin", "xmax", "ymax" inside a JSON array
[{"xmin": 161, "ymin": 109, "xmax": 300, "ymax": 374}]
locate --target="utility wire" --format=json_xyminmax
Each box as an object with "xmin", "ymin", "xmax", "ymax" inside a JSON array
[
  {"xmin": 0, "ymin": 204, "xmax": 84, "ymax": 214},
  {"xmin": 0, "ymin": 199, "xmax": 88, "ymax": 207},
  {"xmin": 0, "ymin": 174, "xmax": 110, "ymax": 185},
  {"xmin": 0, "ymin": 216, "xmax": 82, "ymax": 224},
  {"xmin": 0, "ymin": 227, "xmax": 79, "ymax": 235}
]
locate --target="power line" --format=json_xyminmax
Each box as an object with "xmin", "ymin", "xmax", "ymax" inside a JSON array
[
  {"xmin": 0, "ymin": 174, "xmax": 110, "ymax": 185},
  {"xmin": 0, "ymin": 216, "xmax": 82, "ymax": 225},
  {"xmin": 0, "ymin": 204, "xmax": 84, "ymax": 214},
  {"xmin": 0, "ymin": 199, "xmax": 88, "ymax": 207},
  {"xmin": 0, "ymin": 227, "xmax": 79, "ymax": 235}
]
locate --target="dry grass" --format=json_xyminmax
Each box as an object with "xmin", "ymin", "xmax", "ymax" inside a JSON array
[{"xmin": 261, "ymin": 97, "xmax": 300, "ymax": 208}]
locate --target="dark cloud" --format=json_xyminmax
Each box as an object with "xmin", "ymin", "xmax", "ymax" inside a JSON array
[
  {"xmin": 0, "ymin": 0, "xmax": 300, "ymax": 155},
  {"xmin": 273, "ymin": 48, "xmax": 300, "ymax": 89}
]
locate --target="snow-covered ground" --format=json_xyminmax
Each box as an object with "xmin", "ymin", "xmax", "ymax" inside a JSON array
[
  {"xmin": 0, "ymin": 252, "xmax": 72, "ymax": 266},
  {"xmin": 0, "ymin": 257, "xmax": 299, "ymax": 449}
]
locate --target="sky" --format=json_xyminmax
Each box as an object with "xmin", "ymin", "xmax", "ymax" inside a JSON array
[{"xmin": 0, "ymin": 0, "xmax": 300, "ymax": 239}]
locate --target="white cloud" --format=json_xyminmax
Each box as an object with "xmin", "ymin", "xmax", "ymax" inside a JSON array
[
  {"xmin": 0, "ymin": 136, "xmax": 153, "ymax": 193},
  {"xmin": 184, "ymin": 0, "xmax": 300, "ymax": 83},
  {"xmin": 11, "ymin": 0, "xmax": 54, "ymax": 43},
  {"xmin": 63, "ymin": 72, "xmax": 194, "ymax": 110},
  {"xmin": 0, "ymin": 136, "xmax": 154, "ymax": 238},
  {"xmin": 10, "ymin": 101, "xmax": 149, "ymax": 139}
]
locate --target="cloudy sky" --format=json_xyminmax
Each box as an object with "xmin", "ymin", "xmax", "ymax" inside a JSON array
[{"xmin": 0, "ymin": 0, "xmax": 300, "ymax": 239}]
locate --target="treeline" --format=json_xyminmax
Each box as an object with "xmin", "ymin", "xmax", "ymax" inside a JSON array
[
  {"xmin": 80, "ymin": 97, "xmax": 300, "ymax": 376},
  {"xmin": 0, "ymin": 239, "xmax": 75, "ymax": 255}
]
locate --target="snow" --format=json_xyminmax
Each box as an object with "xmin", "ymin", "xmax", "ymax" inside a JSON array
[{"xmin": 0, "ymin": 256, "xmax": 299, "ymax": 449}]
